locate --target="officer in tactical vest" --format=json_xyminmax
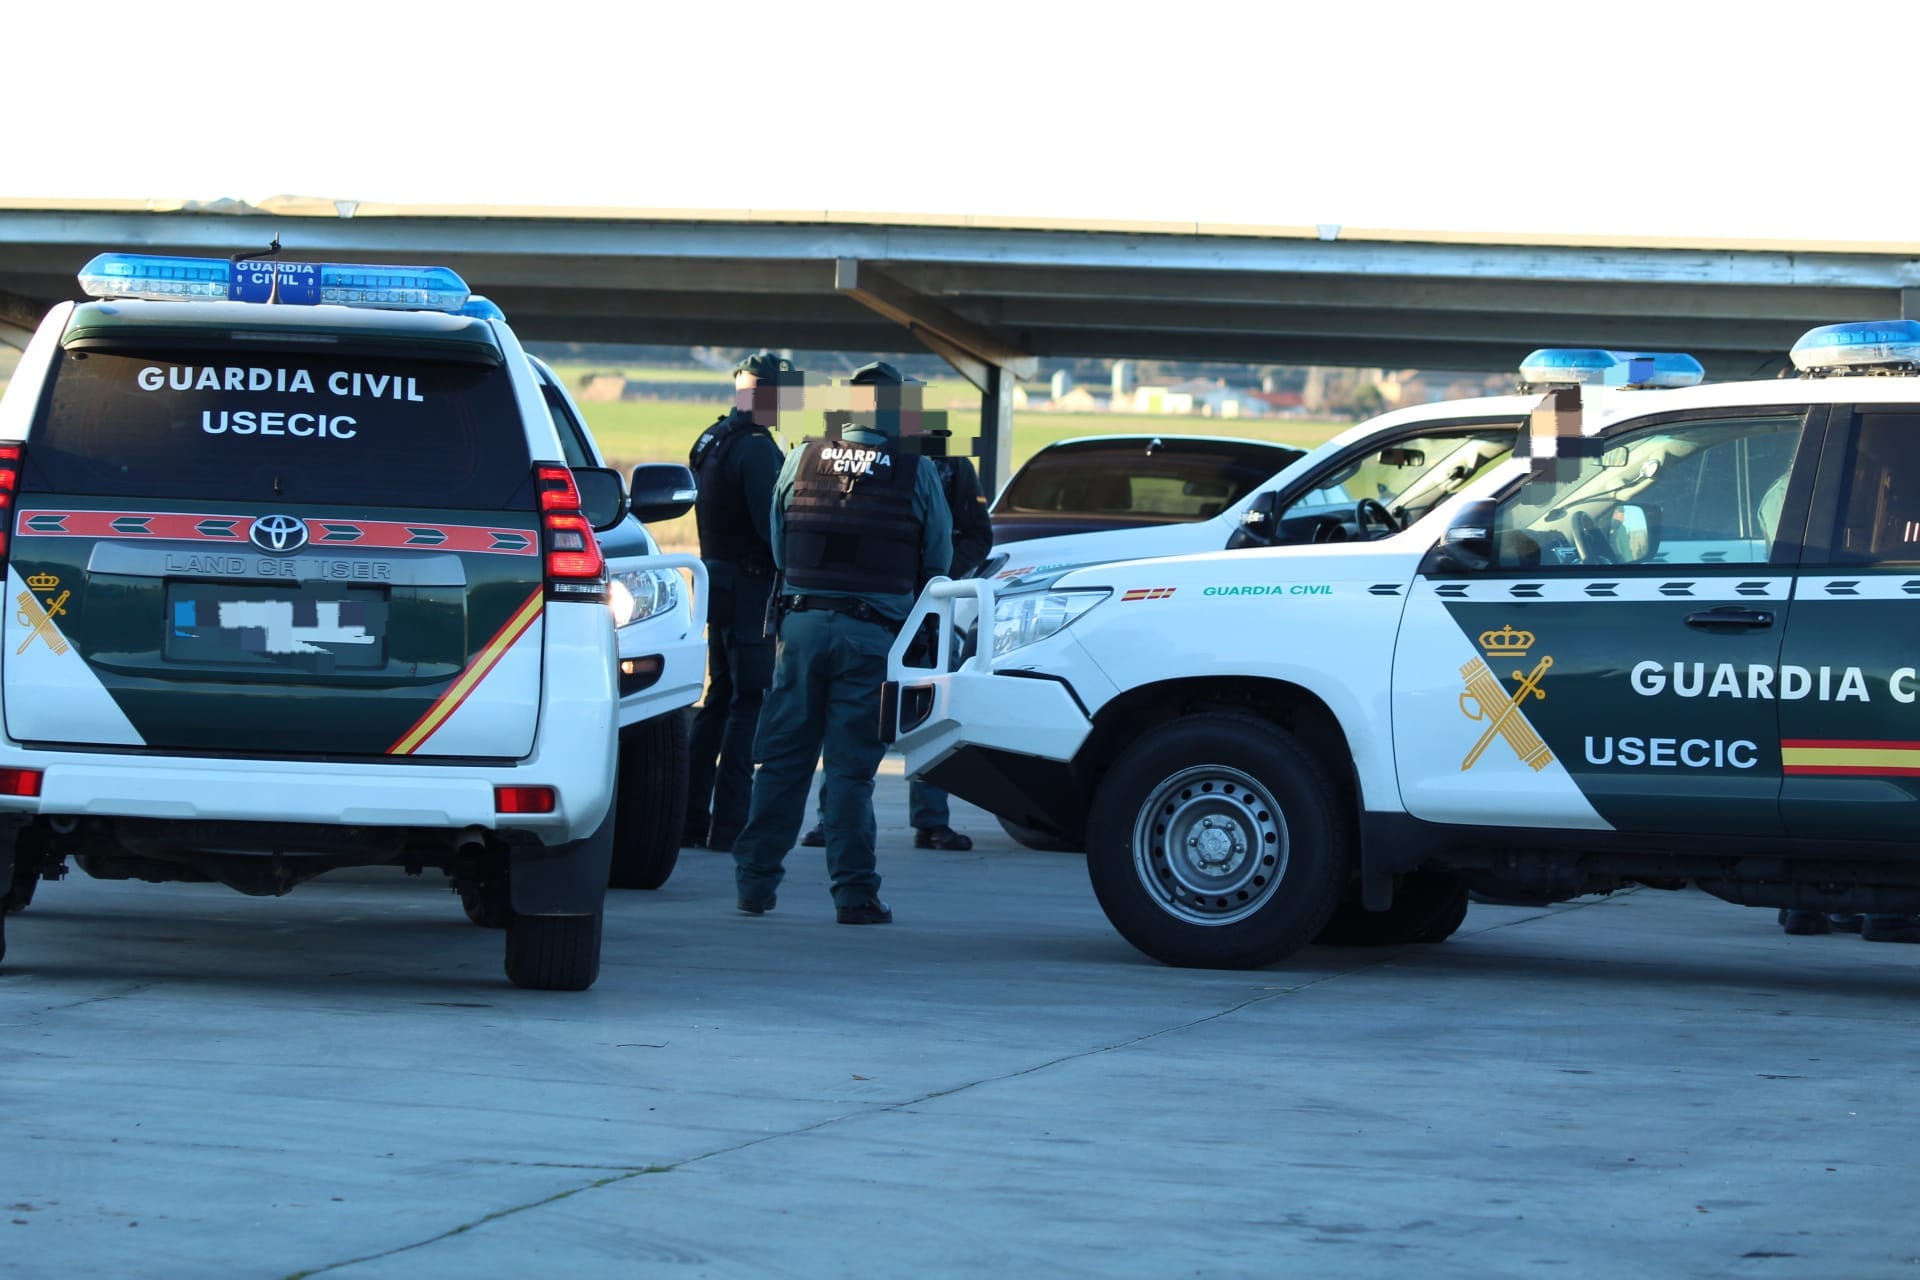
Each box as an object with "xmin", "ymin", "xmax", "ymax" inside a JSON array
[
  {"xmin": 799, "ymin": 411, "xmax": 992, "ymax": 851},
  {"xmin": 731, "ymin": 361, "xmax": 953, "ymax": 923},
  {"xmin": 683, "ymin": 352, "xmax": 793, "ymax": 852}
]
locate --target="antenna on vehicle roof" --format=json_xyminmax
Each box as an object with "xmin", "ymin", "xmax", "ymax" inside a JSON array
[{"xmin": 231, "ymin": 236, "xmax": 285, "ymax": 304}]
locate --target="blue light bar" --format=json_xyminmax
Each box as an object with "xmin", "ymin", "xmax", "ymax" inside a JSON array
[
  {"xmin": 77, "ymin": 253, "xmax": 471, "ymax": 313},
  {"xmin": 1790, "ymin": 320, "xmax": 1920, "ymax": 374},
  {"xmin": 1519, "ymin": 348, "xmax": 1704, "ymax": 389},
  {"xmin": 458, "ymin": 295, "xmax": 507, "ymax": 321}
]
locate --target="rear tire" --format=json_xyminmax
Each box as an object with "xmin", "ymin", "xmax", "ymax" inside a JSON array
[
  {"xmin": 1086, "ymin": 713, "xmax": 1350, "ymax": 969},
  {"xmin": 460, "ymin": 882, "xmax": 510, "ymax": 930},
  {"xmin": 1315, "ymin": 872, "xmax": 1470, "ymax": 947},
  {"xmin": 504, "ymin": 910, "xmax": 603, "ymax": 991},
  {"xmin": 996, "ymin": 815, "xmax": 1083, "ymax": 854},
  {"xmin": 1414, "ymin": 884, "xmax": 1470, "ymax": 944},
  {"xmin": 608, "ymin": 711, "xmax": 689, "ymax": 891}
]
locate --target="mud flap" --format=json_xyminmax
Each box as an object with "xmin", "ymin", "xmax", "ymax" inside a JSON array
[
  {"xmin": 0, "ymin": 823, "xmax": 15, "ymax": 902},
  {"xmin": 0, "ymin": 814, "xmax": 25, "ymax": 902},
  {"xmin": 509, "ymin": 802, "xmax": 614, "ymax": 916},
  {"xmin": 0, "ymin": 815, "xmax": 19, "ymax": 966}
]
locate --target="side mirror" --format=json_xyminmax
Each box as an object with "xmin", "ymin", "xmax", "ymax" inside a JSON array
[
  {"xmin": 630, "ymin": 463, "xmax": 698, "ymax": 524},
  {"xmin": 571, "ymin": 466, "xmax": 629, "ymax": 533},
  {"xmin": 1422, "ymin": 498, "xmax": 1499, "ymax": 574},
  {"xmin": 1225, "ymin": 491, "xmax": 1279, "ymax": 550}
]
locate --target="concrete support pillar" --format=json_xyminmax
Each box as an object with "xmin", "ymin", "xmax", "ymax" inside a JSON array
[{"xmin": 978, "ymin": 363, "xmax": 1016, "ymax": 498}]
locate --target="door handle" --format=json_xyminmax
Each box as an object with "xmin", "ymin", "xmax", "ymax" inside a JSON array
[{"xmin": 1684, "ymin": 608, "xmax": 1774, "ymax": 629}]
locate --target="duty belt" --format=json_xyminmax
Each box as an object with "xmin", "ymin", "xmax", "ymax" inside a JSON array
[{"xmin": 787, "ymin": 594, "xmax": 894, "ymax": 625}]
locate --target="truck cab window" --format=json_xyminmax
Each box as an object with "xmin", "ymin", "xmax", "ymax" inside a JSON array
[{"xmin": 1833, "ymin": 412, "xmax": 1920, "ymax": 565}]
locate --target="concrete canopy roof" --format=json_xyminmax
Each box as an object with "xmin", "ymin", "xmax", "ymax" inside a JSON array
[{"xmin": 4, "ymin": 198, "xmax": 1919, "ymax": 380}]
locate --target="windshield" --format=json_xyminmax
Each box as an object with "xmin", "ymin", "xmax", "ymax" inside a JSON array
[
  {"xmin": 997, "ymin": 441, "xmax": 1303, "ymax": 524},
  {"xmin": 26, "ymin": 348, "xmax": 533, "ymax": 509},
  {"xmin": 1296, "ymin": 428, "xmax": 1516, "ymax": 520}
]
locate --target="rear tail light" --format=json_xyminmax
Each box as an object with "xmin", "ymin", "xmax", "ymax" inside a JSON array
[
  {"xmin": 0, "ymin": 443, "xmax": 20, "ymax": 565},
  {"xmin": 534, "ymin": 463, "xmax": 606, "ymax": 601},
  {"xmin": 0, "ymin": 768, "xmax": 43, "ymax": 798},
  {"xmin": 494, "ymin": 785, "xmax": 556, "ymax": 815}
]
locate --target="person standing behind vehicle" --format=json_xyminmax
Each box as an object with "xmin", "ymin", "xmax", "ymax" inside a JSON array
[
  {"xmin": 731, "ymin": 361, "xmax": 952, "ymax": 923},
  {"xmin": 684, "ymin": 352, "xmax": 795, "ymax": 852},
  {"xmin": 799, "ymin": 409, "xmax": 991, "ymax": 852}
]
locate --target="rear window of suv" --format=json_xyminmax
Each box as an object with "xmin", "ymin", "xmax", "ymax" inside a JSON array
[
  {"xmin": 997, "ymin": 440, "xmax": 1303, "ymax": 523},
  {"xmin": 24, "ymin": 349, "xmax": 534, "ymax": 510}
]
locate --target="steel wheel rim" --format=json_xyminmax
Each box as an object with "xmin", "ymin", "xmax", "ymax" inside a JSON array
[{"xmin": 1131, "ymin": 764, "xmax": 1288, "ymax": 925}]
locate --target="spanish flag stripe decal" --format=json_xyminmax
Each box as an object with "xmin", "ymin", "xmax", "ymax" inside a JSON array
[
  {"xmin": 1782, "ymin": 738, "xmax": 1920, "ymax": 752},
  {"xmin": 1781, "ymin": 738, "xmax": 1920, "ymax": 776},
  {"xmin": 388, "ymin": 589, "xmax": 545, "ymax": 756}
]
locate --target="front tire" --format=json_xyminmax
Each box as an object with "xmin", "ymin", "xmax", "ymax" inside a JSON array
[
  {"xmin": 1086, "ymin": 713, "xmax": 1351, "ymax": 969},
  {"xmin": 504, "ymin": 910, "xmax": 603, "ymax": 991},
  {"xmin": 608, "ymin": 711, "xmax": 689, "ymax": 891}
]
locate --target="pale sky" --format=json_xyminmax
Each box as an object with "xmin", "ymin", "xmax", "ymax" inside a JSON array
[{"xmin": 10, "ymin": 0, "xmax": 1919, "ymax": 243}]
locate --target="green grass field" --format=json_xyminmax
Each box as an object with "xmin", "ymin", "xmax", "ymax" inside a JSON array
[
  {"xmin": 573, "ymin": 384, "xmax": 1350, "ymax": 553},
  {"xmin": 0, "ymin": 353, "xmax": 1352, "ymax": 556},
  {"xmin": 573, "ymin": 394, "xmax": 1351, "ymax": 474}
]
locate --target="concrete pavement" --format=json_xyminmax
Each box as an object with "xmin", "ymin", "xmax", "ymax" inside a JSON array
[{"xmin": 3, "ymin": 764, "xmax": 1919, "ymax": 1279}]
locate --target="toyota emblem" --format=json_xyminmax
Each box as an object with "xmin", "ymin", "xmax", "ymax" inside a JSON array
[{"xmin": 249, "ymin": 514, "xmax": 309, "ymax": 554}]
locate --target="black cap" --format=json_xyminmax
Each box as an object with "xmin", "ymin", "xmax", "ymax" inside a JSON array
[
  {"xmin": 848, "ymin": 360, "xmax": 921, "ymax": 386},
  {"xmin": 733, "ymin": 351, "xmax": 796, "ymax": 380}
]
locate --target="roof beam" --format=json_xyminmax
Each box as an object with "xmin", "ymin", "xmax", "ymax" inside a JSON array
[
  {"xmin": 835, "ymin": 259, "xmax": 1036, "ymax": 379},
  {"xmin": 895, "ymin": 263, "xmax": 1892, "ymax": 324},
  {"xmin": 1011, "ymin": 327, "xmax": 1790, "ymax": 380},
  {"xmin": 967, "ymin": 298, "xmax": 1810, "ymax": 352}
]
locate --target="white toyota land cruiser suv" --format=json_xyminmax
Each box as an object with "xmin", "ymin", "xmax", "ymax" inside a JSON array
[
  {"xmin": 0, "ymin": 252, "xmax": 637, "ymax": 990},
  {"xmin": 887, "ymin": 335, "xmax": 1920, "ymax": 968},
  {"xmin": 525, "ymin": 349, "xmax": 706, "ymax": 892}
]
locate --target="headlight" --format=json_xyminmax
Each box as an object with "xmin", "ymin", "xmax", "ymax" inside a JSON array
[
  {"xmin": 992, "ymin": 589, "xmax": 1108, "ymax": 658},
  {"xmin": 608, "ymin": 568, "xmax": 683, "ymax": 628}
]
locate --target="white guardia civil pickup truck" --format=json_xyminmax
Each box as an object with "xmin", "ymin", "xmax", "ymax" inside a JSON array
[
  {"xmin": 975, "ymin": 390, "xmax": 1539, "ymax": 851},
  {"xmin": 886, "ymin": 333, "xmax": 1920, "ymax": 968}
]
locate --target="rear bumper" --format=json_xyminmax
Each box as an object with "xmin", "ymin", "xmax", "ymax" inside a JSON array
[
  {"xmin": 0, "ymin": 600, "xmax": 621, "ymax": 847},
  {"xmin": 0, "ymin": 752, "xmax": 588, "ymax": 842}
]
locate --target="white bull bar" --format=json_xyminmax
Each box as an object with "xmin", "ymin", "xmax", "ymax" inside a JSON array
[
  {"xmin": 886, "ymin": 574, "xmax": 993, "ymax": 678},
  {"xmin": 881, "ymin": 573, "xmax": 1098, "ymax": 767}
]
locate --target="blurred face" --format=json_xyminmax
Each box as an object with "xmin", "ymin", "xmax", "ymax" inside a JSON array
[
  {"xmin": 735, "ymin": 372, "xmax": 782, "ymax": 425},
  {"xmin": 736, "ymin": 371, "xmax": 806, "ymax": 425},
  {"xmin": 845, "ymin": 382, "xmax": 924, "ymax": 436}
]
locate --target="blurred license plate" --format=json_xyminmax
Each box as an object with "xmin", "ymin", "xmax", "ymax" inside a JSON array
[{"xmin": 164, "ymin": 582, "xmax": 388, "ymax": 669}]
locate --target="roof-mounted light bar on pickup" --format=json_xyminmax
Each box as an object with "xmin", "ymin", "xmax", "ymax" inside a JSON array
[
  {"xmin": 1519, "ymin": 348, "xmax": 1706, "ymax": 390},
  {"xmin": 1790, "ymin": 320, "xmax": 1920, "ymax": 376},
  {"xmin": 76, "ymin": 253, "xmax": 472, "ymax": 313},
  {"xmin": 457, "ymin": 295, "xmax": 508, "ymax": 321}
]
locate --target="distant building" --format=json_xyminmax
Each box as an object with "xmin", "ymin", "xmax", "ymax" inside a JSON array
[
  {"xmin": 1054, "ymin": 386, "xmax": 1106, "ymax": 413},
  {"xmin": 1124, "ymin": 380, "xmax": 1266, "ymax": 418}
]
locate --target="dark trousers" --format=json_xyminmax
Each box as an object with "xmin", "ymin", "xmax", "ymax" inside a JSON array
[
  {"xmin": 815, "ymin": 778, "xmax": 951, "ymax": 829},
  {"xmin": 685, "ymin": 564, "xmax": 775, "ymax": 845},
  {"xmin": 733, "ymin": 608, "xmax": 891, "ymax": 908}
]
